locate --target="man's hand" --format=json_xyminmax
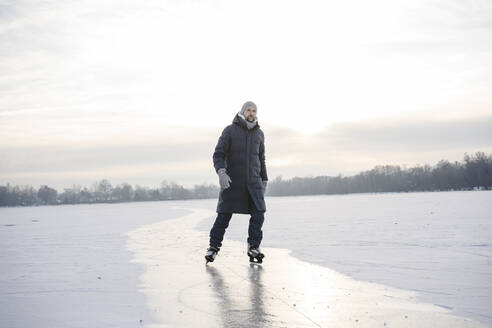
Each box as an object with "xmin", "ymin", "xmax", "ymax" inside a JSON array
[
  {"xmin": 218, "ymin": 168, "xmax": 232, "ymax": 189},
  {"xmin": 262, "ymin": 180, "xmax": 268, "ymax": 192}
]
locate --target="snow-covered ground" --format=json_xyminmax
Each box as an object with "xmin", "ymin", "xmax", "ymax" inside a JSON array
[
  {"xmin": 0, "ymin": 201, "xmax": 191, "ymax": 327},
  {"xmin": 1, "ymin": 191, "xmax": 491, "ymax": 327},
  {"xmin": 196, "ymin": 190, "xmax": 492, "ymax": 325}
]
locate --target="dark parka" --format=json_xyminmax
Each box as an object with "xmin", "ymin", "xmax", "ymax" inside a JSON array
[{"xmin": 213, "ymin": 113, "xmax": 268, "ymax": 214}]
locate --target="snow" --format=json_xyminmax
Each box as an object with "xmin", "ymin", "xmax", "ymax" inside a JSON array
[
  {"xmin": 127, "ymin": 205, "xmax": 488, "ymax": 328},
  {"xmin": 196, "ymin": 190, "xmax": 492, "ymax": 325},
  {"xmin": 1, "ymin": 191, "xmax": 491, "ymax": 327},
  {"xmin": 0, "ymin": 201, "xmax": 191, "ymax": 327}
]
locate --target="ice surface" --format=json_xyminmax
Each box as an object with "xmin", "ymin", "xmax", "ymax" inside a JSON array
[
  {"xmin": 126, "ymin": 205, "xmax": 488, "ymax": 328},
  {"xmin": 1, "ymin": 191, "xmax": 491, "ymax": 327},
  {"xmin": 0, "ymin": 201, "xmax": 191, "ymax": 328},
  {"xmin": 196, "ymin": 190, "xmax": 492, "ymax": 326}
]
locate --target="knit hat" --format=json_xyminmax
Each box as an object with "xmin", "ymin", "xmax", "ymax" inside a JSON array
[{"xmin": 240, "ymin": 101, "xmax": 257, "ymax": 115}]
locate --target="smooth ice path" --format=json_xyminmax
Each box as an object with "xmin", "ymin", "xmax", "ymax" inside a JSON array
[{"xmin": 125, "ymin": 207, "xmax": 486, "ymax": 328}]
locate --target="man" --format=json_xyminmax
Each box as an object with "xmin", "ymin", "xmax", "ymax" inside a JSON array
[{"xmin": 205, "ymin": 101, "xmax": 268, "ymax": 264}]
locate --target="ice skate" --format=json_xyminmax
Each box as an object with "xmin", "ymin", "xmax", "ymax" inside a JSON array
[
  {"xmin": 247, "ymin": 244, "xmax": 265, "ymax": 263},
  {"xmin": 205, "ymin": 245, "xmax": 220, "ymax": 264}
]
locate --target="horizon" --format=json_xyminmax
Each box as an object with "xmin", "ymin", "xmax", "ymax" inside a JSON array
[{"xmin": 1, "ymin": 150, "xmax": 489, "ymax": 192}]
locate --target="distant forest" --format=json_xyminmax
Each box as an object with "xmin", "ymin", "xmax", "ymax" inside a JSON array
[{"xmin": 0, "ymin": 151, "xmax": 491, "ymax": 207}]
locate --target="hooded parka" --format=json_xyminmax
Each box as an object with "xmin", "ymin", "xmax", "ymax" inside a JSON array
[{"xmin": 213, "ymin": 113, "xmax": 268, "ymax": 214}]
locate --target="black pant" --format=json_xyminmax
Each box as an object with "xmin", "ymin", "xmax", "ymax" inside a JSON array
[{"xmin": 209, "ymin": 190, "xmax": 265, "ymax": 248}]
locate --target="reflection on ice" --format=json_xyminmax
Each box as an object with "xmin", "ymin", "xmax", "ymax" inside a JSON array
[
  {"xmin": 125, "ymin": 207, "xmax": 486, "ymax": 328},
  {"xmin": 206, "ymin": 264, "xmax": 274, "ymax": 327}
]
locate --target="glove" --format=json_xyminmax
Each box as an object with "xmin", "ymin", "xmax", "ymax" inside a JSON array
[
  {"xmin": 261, "ymin": 180, "xmax": 268, "ymax": 192},
  {"xmin": 217, "ymin": 168, "xmax": 232, "ymax": 189}
]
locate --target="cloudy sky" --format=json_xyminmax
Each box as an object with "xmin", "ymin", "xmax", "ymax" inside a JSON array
[{"xmin": 1, "ymin": 0, "xmax": 491, "ymax": 190}]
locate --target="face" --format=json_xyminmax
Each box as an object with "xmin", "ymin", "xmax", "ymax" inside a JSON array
[{"xmin": 244, "ymin": 106, "xmax": 257, "ymax": 122}]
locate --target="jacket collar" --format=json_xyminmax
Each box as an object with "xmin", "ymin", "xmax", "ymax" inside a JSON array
[{"xmin": 233, "ymin": 112, "xmax": 260, "ymax": 130}]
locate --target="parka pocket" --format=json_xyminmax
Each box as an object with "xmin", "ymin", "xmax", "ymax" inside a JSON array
[{"xmin": 252, "ymin": 139, "xmax": 260, "ymax": 155}]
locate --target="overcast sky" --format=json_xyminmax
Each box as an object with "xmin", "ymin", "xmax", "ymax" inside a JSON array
[{"xmin": 1, "ymin": 0, "xmax": 491, "ymax": 190}]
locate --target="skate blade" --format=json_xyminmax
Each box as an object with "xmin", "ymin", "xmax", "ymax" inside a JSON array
[{"xmin": 249, "ymin": 254, "xmax": 264, "ymax": 263}]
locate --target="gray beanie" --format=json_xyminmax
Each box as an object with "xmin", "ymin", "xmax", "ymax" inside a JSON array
[{"xmin": 240, "ymin": 101, "xmax": 257, "ymax": 115}]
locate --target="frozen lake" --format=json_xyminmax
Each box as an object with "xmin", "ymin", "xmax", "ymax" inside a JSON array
[
  {"xmin": 1, "ymin": 190, "xmax": 491, "ymax": 327},
  {"xmin": 197, "ymin": 190, "xmax": 492, "ymax": 325}
]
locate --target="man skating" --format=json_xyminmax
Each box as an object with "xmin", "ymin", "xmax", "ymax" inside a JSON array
[{"xmin": 205, "ymin": 101, "xmax": 268, "ymax": 264}]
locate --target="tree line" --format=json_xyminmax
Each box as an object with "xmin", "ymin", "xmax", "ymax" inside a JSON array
[
  {"xmin": 0, "ymin": 151, "xmax": 490, "ymax": 207},
  {"xmin": 267, "ymin": 151, "xmax": 492, "ymax": 196},
  {"xmin": 0, "ymin": 180, "xmax": 220, "ymax": 207}
]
